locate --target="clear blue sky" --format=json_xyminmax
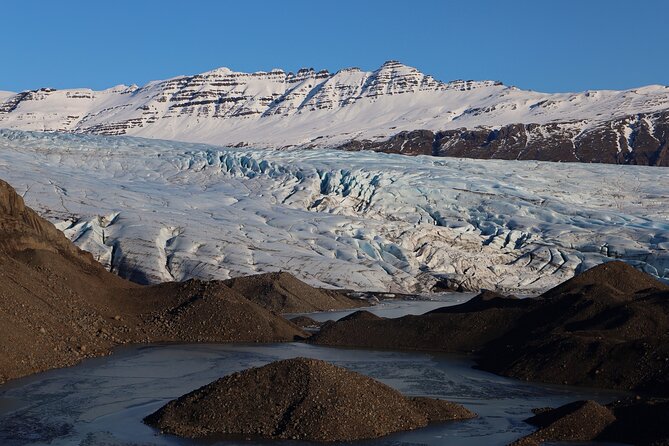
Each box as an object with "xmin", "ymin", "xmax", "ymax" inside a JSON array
[{"xmin": 1, "ymin": 0, "xmax": 667, "ymax": 93}]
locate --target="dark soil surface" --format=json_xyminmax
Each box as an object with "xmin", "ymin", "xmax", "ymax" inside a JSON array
[
  {"xmin": 511, "ymin": 397, "xmax": 669, "ymax": 446},
  {"xmin": 312, "ymin": 261, "xmax": 669, "ymax": 395},
  {"xmin": 144, "ymin": 357, "xmax": 475, "ymax": 442}
]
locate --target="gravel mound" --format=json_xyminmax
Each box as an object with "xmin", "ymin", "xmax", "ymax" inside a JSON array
[
  {"xmin": 223, "ymin": 271, "xmax": 367, "ymax": 313},
  {"xmin": 510, "ymin": 400, "xmax": 615, "ymax": 445},
  {"xmin": 542, "ymin": 260, "xmax": 668, "ymax": 298},
  {"xmin": 338, "ymin": 310, "xmax": 383, "ymax": 322},
  {"xmin": 512, "ymin": 397, "xmax": 669, "ymax": 446},
  {"xmin": 144, "ymin": 357, "xmax": 475, "ymax": 442}
]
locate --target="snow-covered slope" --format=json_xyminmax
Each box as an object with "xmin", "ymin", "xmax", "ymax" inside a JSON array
[
  {"xmin": 1, "ymin": 61, "xmax": 668, "ymax": 164},
  {"xmin": 0, "ymin": 130, "xmax": 666, "ymax": 292}
]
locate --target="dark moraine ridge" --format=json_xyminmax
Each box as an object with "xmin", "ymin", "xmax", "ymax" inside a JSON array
[
  {"xmin": 312, "ymin": 261, "xmax": 669, "ymax": 395},
  {"xmin": 144, "ymin": 357, "xmax": 475, "ymax": 442},
  {"xmin": 510, "ymin": 397, "xmax": 669, "ymax": 446},
  {"xmin": 223, "ymin": 271, "xmax": 367, "ymax": 313}
]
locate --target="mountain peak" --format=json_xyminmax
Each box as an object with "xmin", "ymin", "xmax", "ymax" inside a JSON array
[
  {"xmin": 200, "ymin": 66, "xmax": 234, "ymax": 76},
  {"xmin": 376, "ymin": 60, "xmax": 419, "ymax": 72}
]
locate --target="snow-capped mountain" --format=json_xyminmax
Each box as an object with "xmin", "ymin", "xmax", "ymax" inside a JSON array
[
  {"xmin": 1, "ymin": 61, "xmax": 668, "ymax": 165},
  {"xmin": 0, "ymin": 130, "xmax": 666, "ymax": 293}
]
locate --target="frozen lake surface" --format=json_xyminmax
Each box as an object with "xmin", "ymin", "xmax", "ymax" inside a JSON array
[
  {"xmin": 0, "ymin": 342, "xmax": 625, "ymax": 446},
  {"xmin": 285, "ymin": 292, "xmax": 477, "ymax": 321}
]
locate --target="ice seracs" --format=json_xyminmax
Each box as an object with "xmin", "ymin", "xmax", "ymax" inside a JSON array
[{"xmin": 0, "ymin": 129, "xmax": 666, "ymax": 293}]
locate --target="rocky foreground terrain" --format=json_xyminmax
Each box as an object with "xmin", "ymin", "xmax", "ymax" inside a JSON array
[
  {"xmin": 144, "ymin": 357, "xmax": 475, "ymax": 442},
  {"xmin": 3, "ymin": 172, "xmax": 669, "ymax": 444},
  {"xmin": 1, "ymin": 61, "xmax": 668, "ymax": 165},
  {"xmin": 0, "ymin": 178, "xmax": 362, "ymax": 383},
  {"xmin": 308, "ymin": 262, "xmax": 669, "ymax": 444}
]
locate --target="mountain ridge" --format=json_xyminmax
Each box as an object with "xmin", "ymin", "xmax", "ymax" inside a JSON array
[{"xmin": 1, "ymin": 60, "xmax": 668, "ymax": 165}]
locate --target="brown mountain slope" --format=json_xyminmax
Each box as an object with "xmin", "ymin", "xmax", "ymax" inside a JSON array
[
  {"xmin": 0, "ymin": 179, "xmax": 307, "ymax": 384},
  {"xmin": 478, "ymin": 262, "xmax": 669, "ymax": 393},
  {"xmin": 0, "ymin": 180, "xmax": 111, "ymax": 269}
]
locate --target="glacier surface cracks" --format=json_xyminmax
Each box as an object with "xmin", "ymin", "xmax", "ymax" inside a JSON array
[{"xmin": 0, "ymin": 130, "xmax": 667, "ymax": 292}]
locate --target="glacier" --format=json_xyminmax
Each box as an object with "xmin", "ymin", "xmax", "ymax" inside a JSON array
[{"xmin": 0, "ymin": 129, "xmax": 667, "ymax": 292}]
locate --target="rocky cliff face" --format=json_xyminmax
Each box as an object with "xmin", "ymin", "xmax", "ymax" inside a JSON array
[
  {"xmin": 340, "ymin": 111, "xmax": 669, "ymax": 165},
  {"xmin": 1, "ymin": 61, "xmax": 668, "ymax": 165}
]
